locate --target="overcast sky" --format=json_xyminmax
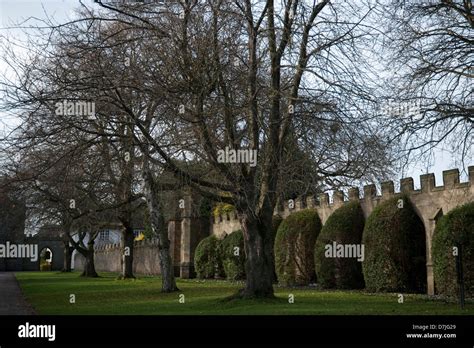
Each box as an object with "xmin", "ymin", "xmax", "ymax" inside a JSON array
[
  {"xmin": 1, "ymin": 0, "xmax": 80, "ymax": 26},
  {"xmin": 0, "ymin": 0, "xmax": 469, "ymax": 186}
]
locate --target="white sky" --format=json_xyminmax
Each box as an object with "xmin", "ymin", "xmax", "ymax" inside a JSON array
[
  {"xmin": 0, "ymin": 0, "xmax": 470, "ymax": 187},
  {"xmin": 0, "ymin": 0, "xmax": 81, "ymax": 26}
]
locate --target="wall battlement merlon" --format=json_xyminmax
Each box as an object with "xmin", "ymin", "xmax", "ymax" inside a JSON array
[
  {"xmin": 212, "ymin": 211, "xmax": 239, "ymax": 224},
  {"xmin": 94, "ymin": 239, "xmax": 163, "ymax": 252}
]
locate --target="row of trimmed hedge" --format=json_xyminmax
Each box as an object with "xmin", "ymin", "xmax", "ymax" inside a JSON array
[
  {"xmin": 315, "ymin": 201, "xmax": 365, "ymax": 289},
  {"xmin": 362, "ymin": 196, "xmax": 426, "ymax": 293},
  {"xmin": 273, "ymin": 197, "xmax": 427, "ymax": 291},
  {"xmin": 194, "ymin": 231, "xmax": 246, "ymax": 280},
  {"xmin": 274, "ymin": 209, "xmax": 321, "ymax": 285},
  {"xmin": 195, "ymin": 215, "xmax": 283, "ymax": 281},
  {"xmin": 433, "ymin": 201, "xmax": 474, "ymax": 298},
  {"xmin": 195, "ymin": 199, "xmax": 473, "ymax": 297},
  {"xmin": 274, "ymin": 197, "xmax": 473, "ymax": 297}
]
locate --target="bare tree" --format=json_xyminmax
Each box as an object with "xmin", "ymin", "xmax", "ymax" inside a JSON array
[
  {"xmin": 2, "ymin": 129, "xmax": 120, "ymax": 276},
  {"xmin": 0, "ymin": 21, "xmax": 148, "ymax": 279},
  {"xmin": 1, "ymin": 0, "xmax": 395, "ymax": 298},
  {"xmin": 379, "ymin": 0, "xmax": 473, "ymax": 167},
  {"xmin": 93, "ymin": 0, "xmax": 393, "ymax": 298},
  {"xmin": 0, "ymin": 12, "xmax": 180, "ymax": 289}
]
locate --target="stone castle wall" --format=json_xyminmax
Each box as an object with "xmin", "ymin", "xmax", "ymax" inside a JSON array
[
  {"xmin": 76, "ymin": 167, "xmax": 474, "ymax": 295},
  {"xmin": 74, "ymin": 239, "xmax": 165, "ymax": 275},
  {"xmin": 210, "ymin": 167, "xmax": 474, "ymax": 295},
  {"xmin": 212, "ymin": 168, "xmax": 474, "ymax": 226},
  {"xmin": 74, "ymin": 214, "xmax": 209, "ymax": 278}
]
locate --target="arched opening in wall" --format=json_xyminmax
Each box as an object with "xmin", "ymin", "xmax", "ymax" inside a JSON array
[
  {"xmin": 39, "ymin": 247, "xmax": 53, "ymax": 271},
  {"xmin": 409, "ymin": 209, "xmax": 428, "ymax": 293}
]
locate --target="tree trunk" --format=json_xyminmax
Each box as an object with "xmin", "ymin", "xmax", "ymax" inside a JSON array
[
  {"xmin": 119, "ymin": 225, "xmax": 135, "ymax": 279},
  {"xmin": 117, "ymin": 124, "xmax": 136, "ymax": 280},
  {"xmin": 142, "ymin": 163, "xmax": 178, "ymax": 292},
  {"xmin": 239, "ymin": 212, "xmax": 274, "ymax": 298},
  {"xmin": 158, "ymin": 241, "xmax": 177, "ymax": 292},
  {"xmin": 81, "ymin": 252, "xmax": 98, "ymax": 277},
  {"xmin": 62, "ymin": 244, "xmax": 74, "ymax": 272},
  {"xmin": 80, "ymin": 244, "xmax": 98, "ymax": 278},
  {"xmin": 269, "ymin": 241, "xmax": 278, "ymax": 284}
]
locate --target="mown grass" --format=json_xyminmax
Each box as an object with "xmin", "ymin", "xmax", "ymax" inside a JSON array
[{"xmin": 15, "ymin": 271, "xmax": 473, "ymax": 315}]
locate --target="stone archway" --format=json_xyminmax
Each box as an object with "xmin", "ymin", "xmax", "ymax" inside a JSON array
[
  {"xmin": 406, "ymin": 203, "xmax": 428, "ymax": 293},
  {"xmin": 35, "ymin": 240, "xmax": 64, "ymax": 271},
  {"xmin": 39, "ymin": 247, "xmax": 53, "ymax": 271}
]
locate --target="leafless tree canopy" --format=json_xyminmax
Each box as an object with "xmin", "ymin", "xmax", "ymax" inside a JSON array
[
  {"xmin": 0, "ymin": 0, "xmax": 470, "ymax": 297},
  {"xmin": 379, "ymin": 0, "xmax": 473, "ymax": 167}
]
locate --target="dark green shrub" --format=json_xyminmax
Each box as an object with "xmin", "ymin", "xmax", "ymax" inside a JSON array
[
  {"xmin": 194, "ymin": 235, "xmax": 223, "ymax": 279},
  {"xmin": 221, "ymin": 230, "xmax": 246, "ymax": 280},
  {"xmin": 314, "ymin": 201, "xmax": 365, "ymax": 289},
  {"xmin": 274, "ymin": 209, "xmax": 322, "ymax": 286},
  {"xmin": 362, "ymin": 195, "xmax": 426, "ymax": 293},
  {"xmin": 213, "ymin": 203, "xmax": 235, "ymax": 217},
  {"xmin": 432, "ymin": 202, "xmax": 474, "ymax": 298}
]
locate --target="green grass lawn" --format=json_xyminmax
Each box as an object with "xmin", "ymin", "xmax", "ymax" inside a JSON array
[{"xmin": 15, "ymin": 271, "xmax": 473, "ymax": 315}]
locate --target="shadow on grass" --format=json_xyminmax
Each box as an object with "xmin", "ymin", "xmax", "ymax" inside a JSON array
[{"xmin": 219, "ymin": 289, "xmax": 287, "ymax": 306}]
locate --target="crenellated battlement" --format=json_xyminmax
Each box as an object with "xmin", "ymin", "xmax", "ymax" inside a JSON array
[
  {"xmin": 211, "ymin": 166, "xmax": 474, "ymax": 230},
  {"xmin": 80, "ymin": 166, "xmax": 474, "ymax": 294},
  {"xmin": 212, "ymin": 211, "xmax": 239, "ymax": 224},
  {"xmin": 211, "ymin": 211, "xmax": 241, "ymax": 238},
  {"xmin": 94, "ymin": 238, "xmax": 163, "ymax": 251}
]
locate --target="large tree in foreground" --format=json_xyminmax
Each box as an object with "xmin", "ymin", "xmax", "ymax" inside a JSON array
[
  {"xmin": 1, "ymin": 0, "xmax": 395, "ymax": 297},
  {"xmin": 93, "ymin": 0, "xmax": 393, "ymax": 298}
]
